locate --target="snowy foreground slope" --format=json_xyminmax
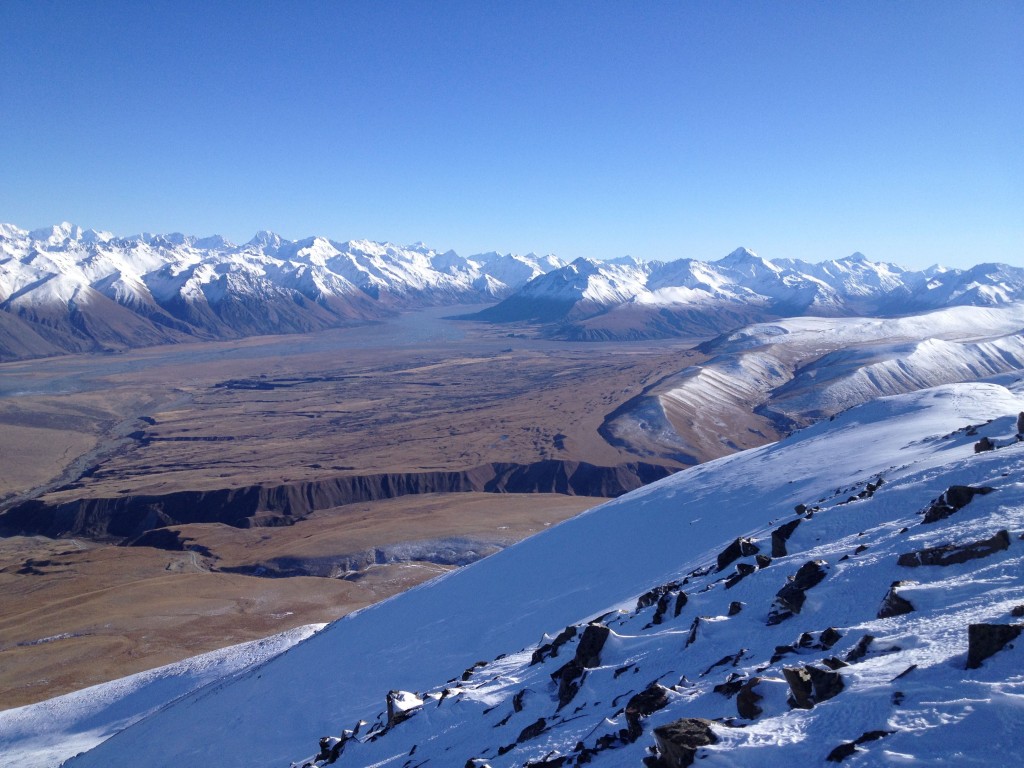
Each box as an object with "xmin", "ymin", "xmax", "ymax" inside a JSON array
[
  {"xmin": 0, "ymin": 624, "xmax": 321, "ymax": 768},
  {"xmin": 61, "ymin": 380, "xmax": 1024, "ymax": 767}
]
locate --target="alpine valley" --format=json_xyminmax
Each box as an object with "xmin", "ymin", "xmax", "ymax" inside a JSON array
[{"xmin": 1, "ymin": 223, "xmax": 1023, "ymax": 768}]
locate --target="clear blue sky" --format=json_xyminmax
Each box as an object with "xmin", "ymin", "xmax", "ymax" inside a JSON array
[{"xmin": 1, "ymin": 1, "xmax": 1020, "ymax": 268}]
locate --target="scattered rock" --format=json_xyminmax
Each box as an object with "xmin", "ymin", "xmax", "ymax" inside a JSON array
[
  {"xmin": 844, "ymin": 634, "xmax": 875, "ymax": 662},
  {"xmin": 897, "ymin": 529, "xmax": 1010, "ymax": 567},
  {"xmin": 771, "ymin": 519, "xmax": 802, "ymax": 557},
  {"xmin": 821, "ymin": 657, "xmax": 848, "ymax": 670},
  {"xmin": 624, "ymin": 684, "xmax": 672, "ymax": 741},
  {"xmin": 712, "ymin": 672, "xmax": 746, "ymax": 698},
  {"xmin": 1011, "ymin": 605, "xmax": 1024, "ymax": 618},
  {"xmin": 755, "ymin": 553, "xmax": 772, "ymax": 568},
  {"xmin": 512, "ymin": 689, "xmax": 526, "ymax": 712},
  {"xmin": 685, "ymin": 617, "xmax": 702, "ymax": 647},
  {"xmin": 716, "ymin": 537, "xmax": 760, "ymax": 572},
  {"xmin": 517, "ymin": 717, "xmax": 547, "ymax": 743},
  {"xmin": 728, "ymin": 601, "xmax": 744, "ymax": 616},
  {"xmin": 974, "ymin": 436, "xmax": 995, "ymax": 453},
  {"xmin": 966, "ymin": 623, "xmax": 1023, "ymax": 669},
  {"xmin": 783, "ymin": 665, "xmax": 844, "ymax": 709},
  {"xmin": 1017, "ymin": 411, "xmax": 1024, "ymax": 435},
  {"xmin": 736, "ymin": 677, "xmax": 764, "ymax": 719},
  {"xmin": 575, "ymin": 623, "xmax": 611, "ymax": 667},
  {"xmin": 550, "ymin": 623, "xmax": 611, "ymax": 709},
  {"xmin": 725, "ymin": 562, "xmax": 757, "ymax": 589},
  {"xmin": 877, "ymin": 581, "xmax": 915, "ymax": 618},
  {"xmin": 819, "ymin": 627, "xmax": 842, "ymax": 650},
  {"xmin": 651, "ymin": 718, "xmax": 719, "ymax": 768},
  {"xmin": 386, "ymin": 690, "xmax": 423, "ymax": 727},
  {"xmin": 636, "ymin": 582, "xmax": 682, "ymax": 611},
  {"xmin": 921, "ymin": 485, "xmax": 995, "ymax": 524},
  {"xmin": 531, "ymin": 625, "xmax": 578, "ymax": 665},
  {"xmin": 767, "ymin": 560, "xmax": 829, "ymax": 625},
  {"xmin": 461, "ymin": 660, "xmax": 487, "ymax": 681},
  {"xmin": 826, "ymin": 730, "xmax": 895, "ymax": 763},
  {"xmin": 313, "ymin": 733, "xmax": 349, "ymax": 765}
]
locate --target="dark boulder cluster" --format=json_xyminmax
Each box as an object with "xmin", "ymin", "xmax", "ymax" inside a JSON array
[
  {"xmin": 636, "ymin": 581, "xmax": 687, "ymax": 626},
  {"xmin": 550, "ymin": 622, "xmax": 610, "ymax": 709},
  {"xmin": 715, "ymin": 537, "xmax": 759, "ymax": 572},
  {"xmin": 646, "ymin": 718, "xmax": 718, "ymax": 768},
  {"xmin": 767, "ymin": 560, "xmax": 829, "ymax": 625}
]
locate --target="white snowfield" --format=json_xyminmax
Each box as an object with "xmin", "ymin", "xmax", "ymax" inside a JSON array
[
  {"xmin": 0, "ymin": 222, "xmax": 564, "ymax": 309},
  {"xmin": 671, "ymin": 305, "xmax": 1024, "ymax": 424},
  {"xmin": 47, "ymin": 380, "xmax": 1024, "ymax": 768},
  {"xmin": 0, "ymin": 624, "xmax": 323, "ymax": 768}
]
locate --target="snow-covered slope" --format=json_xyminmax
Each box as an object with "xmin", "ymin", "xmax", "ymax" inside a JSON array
[
  {"xmin": 476, "ymin": 249, "xmax": 1024, "ymax": 340},
  {"xmin": 0, "ymin": 223, "xmax": 566, "ymax": 359},
  {"xmin": 601, "ymin": 304, "xmax": 1024, "ymax": 464},
  {"xmin": 0, "ymin": 624, "xmax": 321, "ymax": 768},
  {"xmin": 57, "ymin": 380, "xmax": 1024, "ymax": 767}
]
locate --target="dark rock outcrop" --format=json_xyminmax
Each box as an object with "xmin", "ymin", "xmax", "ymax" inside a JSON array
[
  {"xmin": 974, "ymin": 436, "xmax": 995, "ymax": 453},
  {"xmin": 736, "ymin": 677, "xmax": 764, "ymax": 719},
  {"xmin": 783, "ymin": 665, "xmax": 844, "ymax": 709},
  {"xmin": 767, "ymin": 560, "xmax": 829, "ymax": 625},
  {"xmin": 725, "ymin": 562, "xmax": 756, "ymax": 589},
  {"xmin": 921, "ymin": 485, "xmax": 995, "ymax": 524},
  {"xmin": 532, "ymin": 626, "xmax": 577, "ymax": 665},
  {"xmin": 771, "ymin": 519, "xmax": 802, "ymax": 557},
  {"xmin": 715, "ymin": 537, "xmax": 759, "ymax": 572},
  {"xmin": 966, "ymin": 623, "xmax": 1023, "ymax": 669},
  {"xmin": 624, "ymin": 684, "xmax": 672, "ymax": 741},
  {"xmin": 844, "ymin": 634, "xmax": 875, "ymax": 663},
  {"xmin": 517, "ymin": 717, "xmax": 548, "ymax": 743},
  {"xmin": 550, "ymin": 623, "xmax": 611, "ymax": 709},
  {"xmin": 651, "ymin": 718, "xmax": 718, "ymax": 768},
  {"xmin": 878, "ymin": 581, "xmax": 916, "ymax": 618},
  {"xmin": 897, "ymin": 530, "xmax": 1010, "ymax": 567}
]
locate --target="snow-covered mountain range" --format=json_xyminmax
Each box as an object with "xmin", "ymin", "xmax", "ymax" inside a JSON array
[
  {"xmin": 13, "ymin": 378, "xmax": 1019, "ymax": 767},
  {"xmin": 473, "ymin": 249, "xmax": 1024, "ymax": 340},
  {"xmin": 2, "ymin": 223, "xmax": 1023, "ymax": 359},
  {"xmin": 0, "ymin": 223, "xmax": 564, "ymax": 359}
]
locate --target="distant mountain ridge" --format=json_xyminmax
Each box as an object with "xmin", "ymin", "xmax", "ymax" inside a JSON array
[
  {"xmin": 473, "ymin": 248, "xmax": 1024, "ymax": 339},
  {"xmin": 0, "ymin": 223, "xmax": 565, "ymax": 360},
  {"xmin": 2, "ymin": 223, "xmax": 1022, "ymax": 358}
]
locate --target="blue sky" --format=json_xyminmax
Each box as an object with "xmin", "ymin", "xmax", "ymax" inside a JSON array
[{"xmin": 1, "ymin": 1, "xmax": 1020, "ymax": 268}]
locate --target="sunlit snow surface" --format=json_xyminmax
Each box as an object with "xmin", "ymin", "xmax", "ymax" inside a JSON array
[
  {"xmin": 0, "ymin": 624, "xmax": 323, "ymax": 768},
  {"xmin": 46, "ymin": 380, "xmax": 1024, "ymax": 768}
]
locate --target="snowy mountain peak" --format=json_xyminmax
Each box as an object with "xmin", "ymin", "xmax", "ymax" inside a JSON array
[
  {"xmin": 723, "ymin": 246, "xmax": 759, "ymax": 261},
  {"xmin": 247, "ymin": 230, "xmax": 284, "ymax": 249}
]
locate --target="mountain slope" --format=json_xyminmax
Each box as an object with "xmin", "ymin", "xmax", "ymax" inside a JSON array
[
  {"xmin": 600, "ymin": 304, "xmax": 1024, "ymax": 464},
  {"xmin": 476, "ymin": 250, "xmax": 1024, "ymax": 340},
  {"xmin": 59, "ymin": 380, "xmax": 1024, "ymax": 768},
  {"xmin": 0, "ymin": 224, "xmax": 566, "ymax": 360}
]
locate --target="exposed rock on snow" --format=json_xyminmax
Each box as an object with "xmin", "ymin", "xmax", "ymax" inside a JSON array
[
  {"xmin": 966, "ymin": 623, "xmax": 1023, "ymax": 669},
  {"xmin": 896, "ymin": 529, "xmax": 1011, "ymax": 567}
]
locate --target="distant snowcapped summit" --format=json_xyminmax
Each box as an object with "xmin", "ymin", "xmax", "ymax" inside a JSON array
[
  {"xmin": 476, "ymin": 247, "xmax": 1024, "ymax": 339},
  {"xmin": 0, "ymin": 223, "xmax": 568, "ymax": 360}
]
